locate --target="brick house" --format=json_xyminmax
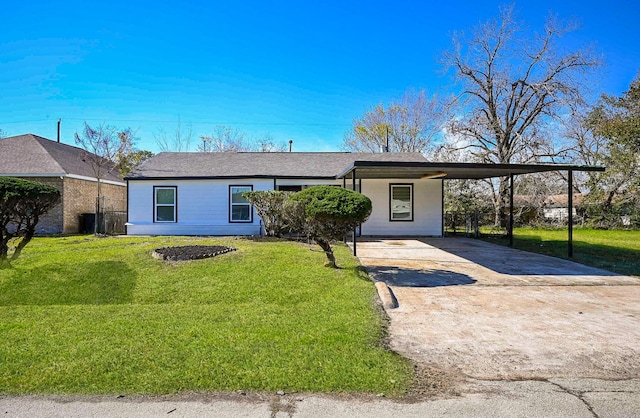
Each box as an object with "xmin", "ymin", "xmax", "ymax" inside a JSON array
[{"xmin": 0, "ymin": 134, "xmax": 127, "ymax": 234}]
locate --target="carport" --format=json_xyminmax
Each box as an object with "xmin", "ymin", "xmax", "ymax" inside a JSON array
[{"xmin": 339, "ymin": 161, "xmax": 604, "ymax": 257}]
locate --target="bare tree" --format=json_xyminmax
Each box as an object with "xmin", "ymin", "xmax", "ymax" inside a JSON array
[
  {"xmin": 199, "ymin": 125, "xmax": 250, "ymax": 152},
  {"xmin": 443, "ymin": 5, "xmax": 599, "ymax": 225},
  {"xmin": 74, "ymin": 122, "xmax": 132, "ymax": 233},
  {"xmin": 154, "ymin": 118, "xmax": 193, "ymax": 152},
  {"xmin": 253, "ymin": 134, "xmax": 288, "ymax": 152},
  {"xmin": 343, "ymin": 89, "xmax": 450, "ymax": 155}
]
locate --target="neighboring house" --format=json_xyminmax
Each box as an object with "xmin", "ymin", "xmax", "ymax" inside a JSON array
[
  {"xmin": 126, "ymin": 152, "xmax": 443, "ymax": 236},
  {"xmin": 542, "ymin": 194, "xmax": 583, "ymax": 222},
  {"xmin": 125, "ymin": 152, "xmax": 602, "ymax": 237},
  {"xmin": 0, "ymin": 134, "xmax": 127, "ymax": 234}
]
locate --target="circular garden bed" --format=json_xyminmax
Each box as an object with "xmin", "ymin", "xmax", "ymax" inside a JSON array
[{"xmin": 152, "ymin": 245, "xmax": 236, "ymax": 262}]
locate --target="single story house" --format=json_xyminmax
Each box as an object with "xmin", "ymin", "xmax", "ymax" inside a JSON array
[
  {"xmin": 125, "ymin": 152, "xmax": 603, "ymax": 239},
  {"xmin": 0, "ymin": 134, "xmax": 127, "ymax": 234}
]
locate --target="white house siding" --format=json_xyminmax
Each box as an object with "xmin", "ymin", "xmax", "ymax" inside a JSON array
[
  {"xmin": 126, "ymin": 179, "xmax": 273, "ymax": 235},
  {"xmin": 360, "ymin": 178, "xmax": 442, "ymax": 236},
  {"xmin": 127, "ymin": 177, "xmax": 443, "ymax": 237}
]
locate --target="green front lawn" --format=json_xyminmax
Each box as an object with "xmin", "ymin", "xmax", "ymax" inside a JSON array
[
  {"xmin": 0, "ymin": 236, "xmax": 412, "ymax": 395},
  {"xmin": 482, "ymin": 228, "xmax": 640, "ymax": 277}
]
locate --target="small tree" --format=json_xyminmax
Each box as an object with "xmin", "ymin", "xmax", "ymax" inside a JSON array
[
  {"xmin": 289, "ymin": 186, "xmax": 372, "ymax": 268},
  {"xmin": 0, "ymin": 177, "xmax": 61, "ymax": 266},
  {"xmin": 75, "ymin": 122, "xmax": 140, "ymax": 233},
  {"xmin": 242, "ymin": 190, "xmax": 292, "ymax": 237}
]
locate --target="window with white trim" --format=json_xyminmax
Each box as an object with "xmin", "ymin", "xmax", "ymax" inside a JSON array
[
  {"xmin": 154, "ymin": 186, "xmax": 177, "ymax": 222},
  {"xmin": 230, "ymin": 185, "xmax": 253, "ymax": 222},
  {"xmin": 390, "ymin": 184, "xmax": 413, "ymax": 221}
]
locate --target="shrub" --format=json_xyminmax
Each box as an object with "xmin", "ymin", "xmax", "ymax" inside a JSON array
[
  {"xmin": 289, "ymin": 185, "xmax": 372, "ymax": 268},
  {"xmin": 242, "ymin": 190, "xmax": 292, "ymax": 237},
  {"xmin": 0, "ymin": 177, "xmax": 61, "ymax": 266}
]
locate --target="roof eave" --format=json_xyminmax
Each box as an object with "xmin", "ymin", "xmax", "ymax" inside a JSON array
[{"xmin": 125, "ymin": 174, "xmax": 340, "ymax": 181}]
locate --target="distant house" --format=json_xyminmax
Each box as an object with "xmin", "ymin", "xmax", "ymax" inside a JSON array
[
  {"xmin": 0, "ymin": 134, "xmax": 127, "ymax": 234},
  {"xmin": 542, "ymin": 194, "xmax": 583, "ymax": 222}
]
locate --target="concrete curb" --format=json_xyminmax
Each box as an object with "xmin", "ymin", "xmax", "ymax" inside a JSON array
[{"xmin": 374, "ymin": 281, "xmax": 398, "ymax": 309}]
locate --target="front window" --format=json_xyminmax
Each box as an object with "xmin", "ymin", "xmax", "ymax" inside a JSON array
[
  {"xmin": 230, "ymin": 185, "xmax": 253, "ymax": 222},
  {"xmin": 390, "ymin": 184, "xmax": 413, "ymax": 221},
  {"xmin": 154, "ymin": 186, "xmax": 177, "ymax": 222}
]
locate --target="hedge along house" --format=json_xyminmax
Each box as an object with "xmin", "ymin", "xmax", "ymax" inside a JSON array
[
  {"xmin": 125, "ymin": 152, "xmax": 603, "ymax": 256},
  {"xmin": 0, "ymin": 134, "xmax": 127, "ymax": 234}
]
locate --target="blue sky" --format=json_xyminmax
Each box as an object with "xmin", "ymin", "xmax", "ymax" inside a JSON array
[{"xmin": 1, "ymin": 0, "xmax": 638, "ymax": 153}]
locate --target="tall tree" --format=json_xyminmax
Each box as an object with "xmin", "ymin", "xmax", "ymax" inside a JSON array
[
  {"xmin": 343, "ymin": 89, "xmax": 450, "ymax": 155},
  {"xmin": 253, "ymin": 134, "xmax": 288, "ymax": 152},
  {"xmin": 443, "ymin": 5, "xmax": 599, "ymax": 225},
  {"xmin": 199, "ymin": 126, "xmax": 289, "ymax": 152},
  {"xmin": 568, "ymin": 74, "xmax": 640, "ymax": 223},
  {"xmin": 154, "ymin": 118, "xmax": 193, "ymax": 152},
  {"xmin": 199, "ymin": 125, "xmax": 249, "ymax": 152},
  {"xmin": 588, "ymin": 73, "xmax": 640, "ymax": 151}
]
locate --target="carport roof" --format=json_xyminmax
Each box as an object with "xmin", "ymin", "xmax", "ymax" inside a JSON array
[{"xmin": 338, "ymin": 160, "xmax": 605, "ymax": 180}]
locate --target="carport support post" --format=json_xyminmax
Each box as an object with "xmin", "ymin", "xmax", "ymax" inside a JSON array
[
  {"xmin": 568, "ymin": 169, "xmax": 574, "ymax": 258},
  {"xmin": 352, "ymin": 169, "xmax": 357, "ymax": 256},
  {"xmin": 509, "ymin": 174, "xmax": 514, "ymax": 247}
]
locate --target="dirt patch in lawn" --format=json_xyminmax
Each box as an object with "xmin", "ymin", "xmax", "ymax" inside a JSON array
[{"xmin": 152, "ymin": 245, "xmax": 236, "ymax": 262}]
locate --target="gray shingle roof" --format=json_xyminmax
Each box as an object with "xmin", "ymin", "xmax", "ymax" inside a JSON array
[
  {"xmin": 0, "ymin": 134, "xmax": 124, "ymax": 183},
  {"xmin": 126, "ymin": 152, "xmax": 429, "ymax": 179}
]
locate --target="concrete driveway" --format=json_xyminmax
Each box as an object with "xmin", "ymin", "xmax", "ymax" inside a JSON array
[{"xmin": 355, "ymin": 237, "xmax": 640, "ymax": 380}]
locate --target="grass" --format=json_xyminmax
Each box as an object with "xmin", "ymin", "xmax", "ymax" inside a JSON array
[
  {"xmin": 480, "ymin": 227, "xmax": 640, "ymax": 277},
  {"xmin": 0, "ymin": 236, "xmax": 412, "ymax": 395}
]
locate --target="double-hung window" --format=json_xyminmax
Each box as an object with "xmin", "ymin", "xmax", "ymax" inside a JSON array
[
  {"xmin": 390, "ymin": 184, "xmax": 413, "ymax": 221},
  {"xmin": 230, "ymin": 185, "xmax": 253, "ymax": 222},
  {"xmin": 154, "ymin": 186, "xmax": 177, "ymax": 222}
]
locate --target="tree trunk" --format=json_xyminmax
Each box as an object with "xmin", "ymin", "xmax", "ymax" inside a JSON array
[
  {"xmin": 0, "ymin": 241, "xmax": 9, "ymax": 267},
  {"xmin": 95, "ymin": 179, "xmax": 102, "ymax": 235},
  {"xmin": 316, "ymin": 239, "xmax": 337, "ymax": 268},
  {"xmin": 495, "ymin": 177, "xmax": 510, "ymax": 229},
  {"xmin": 11, "ymin": 226, "xmax": 35, "ymax": 261}
]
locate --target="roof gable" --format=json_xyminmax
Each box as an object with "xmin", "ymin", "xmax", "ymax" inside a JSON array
[{"xmin": 0, "ymin": 134, "xmax": 123, "ymax": 183}]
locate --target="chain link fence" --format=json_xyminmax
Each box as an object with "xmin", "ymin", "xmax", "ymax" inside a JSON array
[
  {"xmin": 95, "ymin": 196, "xmax": 127, "ymax": 235},
  {"xmin": 445, "ymin": 203, "xmax": 640, "ymax": 237}
]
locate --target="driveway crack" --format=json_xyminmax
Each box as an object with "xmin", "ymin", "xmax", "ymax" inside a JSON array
[{"xmin": 548, "ymin": 381, "xmax": 600, "ymax": 418}]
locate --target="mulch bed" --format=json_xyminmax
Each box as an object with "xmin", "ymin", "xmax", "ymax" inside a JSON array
[{"xmin": 152, "ymin": 245, "xmax": 236, "ymax": 262}]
